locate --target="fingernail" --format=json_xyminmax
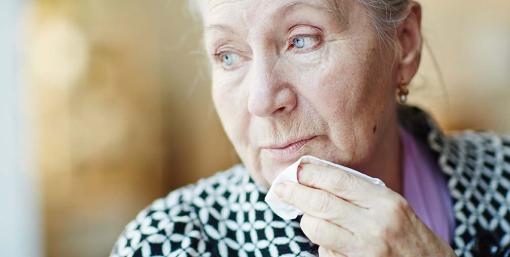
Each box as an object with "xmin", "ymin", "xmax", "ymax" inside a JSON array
[{"xmin": 274, "ymin": 182, "xmax": 287, "ymax": 197}]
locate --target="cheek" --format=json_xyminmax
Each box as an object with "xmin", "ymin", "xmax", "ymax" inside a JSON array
[
  {"xmin": 309, "ymin": 56, "xmax": 364, "ymax": 122},
  {"xmin": 304, "ymin": 44, "xmax": 395, "ymax": 161},
  {"xmin": 212, "ymin": 79, "xmax": 250, "ymax": 150},
  {"xmin": 212, "ymin": 82, "xmax": 237, "ymax": 137},
  {"xmin": 301, "ymin": 42, "xmax": 372, "ymax": 117},
  {"xmin": 314, "ymin": 43, "xmax": 393, "ymax": 118}
]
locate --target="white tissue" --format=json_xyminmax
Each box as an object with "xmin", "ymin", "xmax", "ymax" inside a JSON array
[{"xmin": 264, "ymin": 155, "xmax": 386, "ymax": 220}]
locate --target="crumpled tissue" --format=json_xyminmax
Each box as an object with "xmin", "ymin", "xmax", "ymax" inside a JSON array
[{"xmin": 264, "ymin": 155, "xmax": 386, "ymax": 220}]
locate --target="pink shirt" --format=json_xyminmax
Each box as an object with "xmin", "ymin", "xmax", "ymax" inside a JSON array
[{"xmin": 400, "ymin": 127, "xmax": 455, "ymax": 244}]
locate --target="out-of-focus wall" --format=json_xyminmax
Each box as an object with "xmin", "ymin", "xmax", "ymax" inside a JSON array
[
  {"xmin": 25, "ymin": 1, "xmax": 235, "ymax": 257},
  {"xmin": 411, "ymin": 0, "xmax": 510, "ymax": 132},
  {"xmin": 23, "ymin": 0, "xmax": 509, "ymax": 257}
]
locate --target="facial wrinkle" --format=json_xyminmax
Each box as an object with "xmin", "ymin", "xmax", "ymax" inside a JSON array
[
  {"xmin": 208, "ymin": 0, "xmax": 244, "ymax": 13},
  {"xmin": 328, "ymin": 0, "xmax": 351, "ymax": 26}
]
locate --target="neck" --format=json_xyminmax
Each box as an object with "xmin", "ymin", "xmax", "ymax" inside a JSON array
[{"xmin": 363, "ymin": 116, "xmax": 403, "ymax": 194}]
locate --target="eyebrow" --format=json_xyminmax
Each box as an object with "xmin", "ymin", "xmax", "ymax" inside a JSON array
[{"xmin": 205, "ymin": 24, "xmax": 236, "ymax": 34}]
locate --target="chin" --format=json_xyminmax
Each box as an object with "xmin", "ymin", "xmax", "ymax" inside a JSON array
[{"xmin": 249, "ymin": 159, "xmax": 289, "ymax": 188}]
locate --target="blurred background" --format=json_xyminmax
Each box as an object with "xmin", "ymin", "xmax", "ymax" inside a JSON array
[{"xmin": 1, "ymin": 0, "xmax": 509, "ymax": 256}]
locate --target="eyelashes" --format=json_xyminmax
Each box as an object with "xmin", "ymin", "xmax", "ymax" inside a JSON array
[
  {"xmin": 288, "ymin": 34, "xmax": 322, "ymax": 52},
  {"xmin": 211, "ymin": 25, "xmax": 324, "ymax": 71},
  {"xmin": 215, "ymin": 51, "xmax": 242, "ymax": 70}
]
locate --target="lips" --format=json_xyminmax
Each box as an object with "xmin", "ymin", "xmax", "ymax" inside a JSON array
[{"xmin": 261, "ymin": 136, "xmax": 317, "ymax": 162}]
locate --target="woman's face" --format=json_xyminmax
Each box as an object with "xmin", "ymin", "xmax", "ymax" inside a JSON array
[{"xmin": 204, "ymin": 0, "xmax": 401, "ymax": 188}]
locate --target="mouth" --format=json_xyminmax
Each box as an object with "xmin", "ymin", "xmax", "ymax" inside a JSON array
[{"xmin": 261, "ymin": 136, "xmax": 317, "ymax": 162}]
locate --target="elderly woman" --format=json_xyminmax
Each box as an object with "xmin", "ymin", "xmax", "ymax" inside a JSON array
[{"xmin": 111, "ymin": 0, "xmax": 510, "ymax": 256}]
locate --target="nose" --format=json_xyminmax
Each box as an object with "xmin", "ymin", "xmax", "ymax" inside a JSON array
[{"xmin": 247, "ymin": 58, "xmax": 297, "ymax": 117}]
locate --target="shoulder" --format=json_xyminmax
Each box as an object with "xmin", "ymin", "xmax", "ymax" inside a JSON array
[
  {"xmin": 428, "ymin": 129, "xmax": 510, "ymax": 201},
  {"xmin": 399, "ymin": 104, "xmax": 510, "ymax": 182},
  {"xmin": 428, "ymin": 129, "xmax": 510, "ymax": 255},
  {"xmin": 398, "ymin": 103, "xmax": 510, "ymax": 255},
  {"xmin": 110, "ymin": 165, "xmax": 248, "ymax": 257},
  {"xmin": 428, "ymin": 129, "xmax": 510, "ymax": 177}
]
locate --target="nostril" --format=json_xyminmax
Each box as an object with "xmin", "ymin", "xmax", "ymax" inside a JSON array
[{"xmin": 274, "ymin": 106, "xmax": 287, "ymax": 114}]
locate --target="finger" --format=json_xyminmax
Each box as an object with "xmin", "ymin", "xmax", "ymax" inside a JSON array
[
  {"xmin": 275, "ymin": 181, "xmax": 365, "ymax": 229},
  {"xmin": 318, "ymin": 246, "xmax": 347, "ymax": 257},
  {"xmin": 300, "ymin": 214, "xmax": 357, "ymax": 255},
  {"xmin": 297, "ymin": 163, "xmax": 387, "ymax": 204}
]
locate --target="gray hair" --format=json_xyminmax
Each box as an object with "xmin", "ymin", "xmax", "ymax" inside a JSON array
[{"xmin": 357, "ymin": 0, "xmax": 411, "ymax": 44}]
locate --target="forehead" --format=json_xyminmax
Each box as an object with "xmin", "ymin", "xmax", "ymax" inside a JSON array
[{"xmin": 203, "ymin": 0, "xmax": 339, "ymax": 25}]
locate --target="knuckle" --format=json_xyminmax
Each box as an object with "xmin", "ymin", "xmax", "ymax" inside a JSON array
[
  {"xmin": 371, "ymin": 195, "xmax": 409, "ymax": 240},
  {"xmin": 316, "ymin": 193, "xmax": 333, "ymax": 213},
  {"xmin": 369, "ymin": 241, "xmax": 391, "ymax": 257},
  {"xmin": 382, "ymin": 225, "xmax": 395, "ymax": 241},
  {"xmin": 334, "ymin": 173, "xmax": 359, "ymax": 196},
  {"xmin": 387, "ymin": 195, "xmax": 410, "ymax": 218},
  {"xmin": 370, "ymin": 222, "xmax": 391, "ymax": 240},
  {"xmin": 377, "ymin": 193, "xmax": 409, "ymax": 218},
  {"xmin": 329, "ymin": 173, "xmax": 345, "ymax": 192}
]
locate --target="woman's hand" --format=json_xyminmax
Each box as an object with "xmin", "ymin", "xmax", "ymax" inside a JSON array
[{"xmin": 274, "ymin": 163, "xmax": 457, "ymax": 257}]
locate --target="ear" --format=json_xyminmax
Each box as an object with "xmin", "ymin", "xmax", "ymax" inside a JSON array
[{"xmin": 396, "ymin": 2, "xmax": 422, "ymax": 86}]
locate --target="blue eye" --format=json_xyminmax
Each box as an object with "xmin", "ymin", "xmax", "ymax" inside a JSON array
[
  {"xmin": 293, "ymin": 37, "xmax": 306, "ymax": 49},
  {"xmin": 290, "ymin": 35, "xmax": 320, "ymax": 51},
  {"xmin": 222, "ymin": 53, "xmax": 233, "ymax": 65},
  {"xmin": 218, "ymin": 52, "xmax": 241, "ymax": 69}
]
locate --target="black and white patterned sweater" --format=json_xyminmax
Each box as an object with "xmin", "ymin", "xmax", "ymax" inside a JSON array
[{"xmin": 111, "ymin": 106, "xmax": 510, "ymax": 257}]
